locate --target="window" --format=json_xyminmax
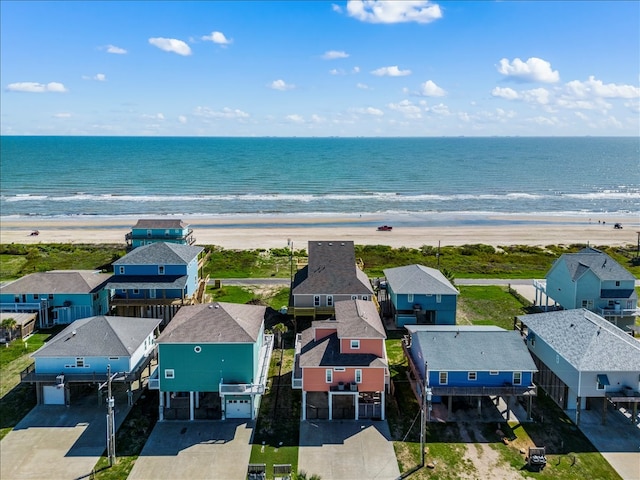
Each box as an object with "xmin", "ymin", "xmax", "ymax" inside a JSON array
[
  {"xmin": 194, "ymin": 346, "xmax": 202, "ymax": 353},
  {"xmin": 314, "ymin": 296, "xmax": 320, "ymax": 307},
  {"xmin": 581, "ymin": 299, "xmax": 593, "ymax": 309},
  {"xmin": 355, "ymin": 369, "xmax": 362, "ymax": 383},
  {"xmin": 109, "ymin": 357, "xmax": 119, "ymax": 360},
  {"xmin": 362, "ymin": 296, "xmax": 368, "ymax": 301},
  {"xmin": 33, "ymin": 294, "xmax": 39, "ymax": 300},
  {"xmin": 468, "ymin": 372, "xmax": 477, "ymax": 381},
  {"xmin": 158, "ymin": 265, "xmax": 165, "ymax": 275},
  {"xmin": 164, "ymin": 229, "xmax": 170, "ymax": 237},
  {"xmin": 147, "ymin": 229, "xmax": 152, "ymax": 237},
  {"xmin": 327, "ymin": 295, "xmax": 333, "ymax": 307},
  {"xmin": 165, "ymin": 369, "xmax": 175, "ymax": 379},
  {"xmin": 49, "ymin": 294, "xmax": 54, "ymax": 299},
  {"xmin": 119, "ymin": 266, "xmax": 125, "ymax": 274},
  {"xmin": 121, "ymin": 289, "xmax": 127, "ymax": 294},
  {"xmin": 439, "ymin": 372, "xmax": 448, "ymax": 385},
  {"xmin": 133, "ymin": 289, "xmax": 140, "ymax": 295},
  {"xmin": 75, "ymin": 358, "xmax": 85, "ymax": 368},
  {"xmin": 436, "ymin": 294, "xmax": 442, "ymax": 303},
  {"xmin": 408, "ymin": 294, "xmax": 414, "ymax": 303},
  {"xmin": 513, "ymin": 372, "xmax": 522, "ymax": 385},
  {"xmin": 489, "ymin": 371, "xmax": 499, "ymax": 376},
  {"xmin": 615, "ymin": 281, "xmax": 620, "ymax": 287},
  {"xmin": 325, "ymin": 369, "xmax": 332, "ymax": 383},
  {"xmin": 350, "ymin": 340, "xmax": 360, "ymax": 350},
  {"xmin": 596, "ymin": 381, "xmax": 605, "ymax": 390},
  {"xmin": 351, "ymin": 295, "xmax": 357, "ymax": 300},
  {"xmin": 333, "ymin": 367, "xmax": 345, "ymax": 372}
]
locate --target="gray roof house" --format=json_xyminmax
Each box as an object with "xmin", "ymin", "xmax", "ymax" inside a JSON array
[
  {"xmin": 0, "ymin": 270, "xmax": 112, "ymax": 328},
  {"xmin": 126, "ymin": 218, "xmax": 196, "ymax": 250},
  {"xmin": 533, "ymin": 247, "xmax": 638, "ymax": 330},
  {"xmin": 404, "ymin": 325, "xmax": 537, "ymax": 419},
  {"xmin": 23, "ymin": 315, "xmax": 160, "ymax": 405},
  {"xmin": 151, "ymin": 302, "xmax": 274, "ymax": 421},
  {"xmin": 292, "ymin": 299, "xmax": 389, "ymax": 420},
  {"xmin": 383, "ymin": 264, "xmax": 459, "ymax": 327},
  {"xmin": 517, "ymin": 309, "xmax": 640, "ymax": 425},
  {"xmin": 291, "ymin": 241, "xmax": 374, "ymax": 320}
]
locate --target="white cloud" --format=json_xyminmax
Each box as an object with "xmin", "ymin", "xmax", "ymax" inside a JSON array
[
  {"xmin": 194, "ymin": 106, "xmax": 250, "ymax": 119},
  {"xmin": 178, "ymin": 115, "xmax": 188, "ymax": 124},
  {"xmin": 269, "ymin": 79, "xmax": 295, "ymax": 91},
  {"xmin": 332, "ymin": 3, "xmax": 343, "ymax": 13},
  {"xmin": 497, "ymin": 57, "xmax": 559, "ymax": 83},
  {"xmin": 521, "ymin": 88, "xmax": 551, "ymax": 105},
  {"xmin": 106, "ymin": 44, "xmax": 127, "ymax": 54},
  {"xmin": 6, "ymin": 82, "xmax": 67, "ymax": 93},
  {"xmin": 491, "ymin": 86, "xmax": 519, "ymax": 100},
  {"xmin": 94, "ymin": 73, "xmax": 106, "ymax": 82},
  {"xmin": 142, "ymin": 113, "xmax": 165, "ymax": 120},
  {"xmin": 53, "ymin": 112, "xmax": 71, "ymax": 118},
  {"xmin": 419, "ymin": 80, "xmax": 446, "ymax": 97},
  {"xmin": 329, "ymin": 68, "xmax": 345, "ymax": 76},
  {"xmin": 148, "ymin": 37, "xmax": 192, "ymax": 56},
  {"xmin": 350, "ymin": 106, "xmax": 384, "ymax": 116},
  {"xmin": 286, "ymin": 114, "xmax": 305, "ymax": 123},
  {"xmin": 565, "ymin": 76, "xmax": 639, "ymax": 99},
  {"xmin": 356, "ymin": 82, "xmax": 371, "ymax": 90},
  {"xmin": 388, "ymin": 100, "xmax": 422, "ymax": 118},
  {"xmin": 371, "ymin": 65, "xmax": 411, "ymax": 77},
  {"xmin": 352, "ymin": 66, "xmax": 360, "ymax": 74},
  {"xmin": 429, "ymin": 103, "xmax": 451, "ymax": 116},
  {"xmin": 346, "ymin": 0, "xmax": 442, "ymax": 24},
  {"xmin": 322, "ymin": 50, "xmax": 349, "ymax": 60},
  {"xmin": 202, "ymin": 31, "xmax": 232, "ymax": 45}
]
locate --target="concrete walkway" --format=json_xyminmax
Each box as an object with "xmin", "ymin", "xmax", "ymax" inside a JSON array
[
  {"xmin": 128, "ymin": 420, "xmax": 254, "ymax": 480},
  {"xmin": 298, "ymin": 420, "xmax": 400, "ymax": 480}
]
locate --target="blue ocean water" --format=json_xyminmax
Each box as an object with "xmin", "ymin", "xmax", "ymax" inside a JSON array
[{"xmin": 1, "ymin": 136, "xmax": 638, "ymax": 224}]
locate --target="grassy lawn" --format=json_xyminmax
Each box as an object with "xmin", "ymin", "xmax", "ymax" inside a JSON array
[
  {"xmin": 457, "ymin": 285, "xmax": 533, "ymax": 330},
  {"xmin": 0, "ymin": 329, "xmax": 62, "ymax": 439}
]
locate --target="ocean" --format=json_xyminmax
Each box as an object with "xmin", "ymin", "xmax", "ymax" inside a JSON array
[{"xmin": 1, "ymin": 136, "xmax": 638, "ymax": 226}]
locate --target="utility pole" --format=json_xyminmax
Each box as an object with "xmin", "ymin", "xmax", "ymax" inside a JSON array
[
  {"xmin": 636, "ymin": 231, "xmax": 640, "ymax": 258},
  {"xmin": 106, "ymin": 364, "xmax": 116, "ymax": 466},
  {"xmin": 420, "ymin": 361, "xmax": 427, "ymax": 468},
  {"xmin": 436, "ymin": 241, "xmax": 441, "ymax": 269}
]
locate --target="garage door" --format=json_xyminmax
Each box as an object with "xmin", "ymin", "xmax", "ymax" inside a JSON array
[
  {"xmin": 225, "ymin": 398, "xmax": 251, "ymax": 418},
  {"xmin": 43, "ymin": 385, "xmax": 65, "ymax": 405}
]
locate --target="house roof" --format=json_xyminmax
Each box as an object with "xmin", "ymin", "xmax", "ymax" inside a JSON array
[
  {"xmin": 292, "ymin": 241, "xmax": 373, "ymax": 295},
  {"xmin": 383, "ymin": 264, "xmax": 458, "ymax": 295},
  {"xmin": 518, "ymin": 309, "xmax": 640, "ymax": 372},
  {"xmin": 107, "ymin": 275, "xmax": 188, "ymax": 290},
  {"xmin": 157, "ymin": 302, "xmax": 266, "ymax": 344},
  {"xmin": 113, "ymin": 242, "xmax": 203, "ymax": 266},
  {"xmin": 132, "ymin": 219, "xmax": 189, "ymax": 229},
  {"xmin": 32, "ymin": 316, "xmax": 160, "ymax": 358},
  {"xmin": 298, "ymin": 330, "xmax": 387, "ymax": 368},
  {"xmin": 406, "ymin": 325, "xmax": 537, "ymax": 372},
  {"xmin": 552, "ymin": 247, "xmax": 636, "ymax": 282},
  {"xmin": 0, "ymin": 312, "xmax": 37, "ymax": 327},
  {"xmin": 315, "ymin": 299, "xmax": 386, "ymax": 339},
  {"xmin": 0, "ymin": 270, "xmax": 112, "ymax": 294}
]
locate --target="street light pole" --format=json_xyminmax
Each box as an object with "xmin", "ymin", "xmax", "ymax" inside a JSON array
[{"xmin": 106, "ymin": 364, "xmax": 116, "ymax": 466}]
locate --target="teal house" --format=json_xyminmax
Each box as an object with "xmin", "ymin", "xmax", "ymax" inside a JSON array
[
  {"xmin": 0, "ymin": 270, "xmax": 112, "ymax": 328},
  {"xmin": 151, "ymin": 302, "xmax": 274, "ymax": 421},
  {"xmin": 383, "ymin": 264, "xmax": 458, "ymax": 327},
  {"xmin": 109, "ymin": 242, "xmax": 206, "ymax": 323},
  {"xmin": 125, "ymin": 218, "xmax": 196, "ymax": 250}
]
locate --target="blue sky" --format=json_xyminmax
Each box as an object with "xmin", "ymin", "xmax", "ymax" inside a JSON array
[{"xmin": 1, "ymin": 1, "xmax": 638, "ymax": 136}]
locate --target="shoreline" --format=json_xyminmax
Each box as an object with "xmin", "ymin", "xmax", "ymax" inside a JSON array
[{"xmin": 1, "ymin": 213, "xmax": 637, "ymax": 249}]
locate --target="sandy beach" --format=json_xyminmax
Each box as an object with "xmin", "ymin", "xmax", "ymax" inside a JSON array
[{"xmin": 1, "ymin": 214, "xmax": 638, "ymax": 250}]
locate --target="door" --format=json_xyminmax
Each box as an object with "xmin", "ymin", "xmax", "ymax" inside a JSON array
[
  {"xmin": 43, "ymin": 385, "xmax": 65, "ymax": 405},
  {"xmin": 225, "ymin": 398, "xmax": 251, "ymax": 418}
]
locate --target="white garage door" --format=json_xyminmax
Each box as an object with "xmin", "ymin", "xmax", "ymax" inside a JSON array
[
  {"xmin": 43, "ymin": 385, "xmax": 65, "ymax": 405},
  {"xmin": 225, "ymin": 398, "xmax": 251, "ymax": 418}
]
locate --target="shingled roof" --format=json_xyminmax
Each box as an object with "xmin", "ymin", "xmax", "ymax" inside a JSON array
[
  {"xmin": 132, "ymin": 219, "xmax": 189, "ymax": 229},
  {"xmin": 0, "ymin": 270, "xmax": 112, "ymax": 294},
  {"xmin": 519, "ymin": 309, "xmax": 640, "ymax": 372},
  {"xmin": 552, "ymin": 247, "xmax": 636, "ymax": 282},
  {"xmin": 32, "ymin": 316, "xmax": 160, "ymax": 358},
  {"xmin": 157, "ymin": 302, "xmax": 266, "ymax": 344},
  {"xmin": 113, "ymin": 242, "xmax": 203, "ymax": 266},
  {"xmin": 292, "ymin": 241, "xmax": 373, "ymax": 295},
  {"xmin": 407, "ymin": 325, "xmax": 537, "ymax": 372},
  {"xmin": 384, "ymin": 264, "xmax": 458, "ymax": 295}
]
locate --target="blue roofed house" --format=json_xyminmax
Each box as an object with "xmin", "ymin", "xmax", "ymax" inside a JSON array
[
  {"xmin": 108, "ymin": 242, "xmax": 207, "ymax": 324},
  {"xmin": 150, "ymin": 302, "xmax": 274, "ymax": 421},
  {"xmin": 517, "ymin": 309, "xmax": 640, "ymax": 426},
  {"xmin": 21, "ymin": 315, "xmax": 160, "ymax": 405},
  {"xmin": 125, "ymin": 218, "xmax": 196, "ymax": 250},
  {"xmin": 403, "ymin": 325, "xmax": 537, "ymax": 419},
  {"xmin": 0, "ymin": 270, "xmax": 112, "ymax": 329},
  {"xmin": 533, "ymin": 247, "xmax": 638, "ymax": 331},
  {"xmin": 383, "ymin": 264, "xmax": 458, "ymax": 327},
  {"xmin": 291, "ymin": 241, "xmax": 375, "ymax": 320}
]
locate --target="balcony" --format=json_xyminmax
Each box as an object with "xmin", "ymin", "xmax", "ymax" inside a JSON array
[{"xmin": 598, "ymin": 307, "xmax": 639, "ymax": 319}]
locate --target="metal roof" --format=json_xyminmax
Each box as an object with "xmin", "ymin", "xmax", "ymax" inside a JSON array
[
  {"xmin": 518, "ymin": 309, "xmax": 640, "ymax": 372},
  {"xmin": 32, "ymin": 316, "xmax": 161, "ymax": 358}
]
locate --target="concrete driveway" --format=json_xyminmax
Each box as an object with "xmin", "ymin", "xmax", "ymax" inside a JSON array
[
  {"xmin": 0, "ymin": 403, "xmax": 128, "ymax": 480},
  {"xmin": 298, "ymin": 420, "xmax": 400, "ymax": 480},
  {"xmin": 128, "ymin": 420, "xmax": 254, "ymax": 480}
]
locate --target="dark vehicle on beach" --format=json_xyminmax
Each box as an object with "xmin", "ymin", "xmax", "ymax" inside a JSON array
[
  {"xmin": 377, "ymin": 225, "xmax": 393, "ymax": 231},
  {"xmin": 614, "ymin": 223, "xmax": 623, "ymax": 229}
]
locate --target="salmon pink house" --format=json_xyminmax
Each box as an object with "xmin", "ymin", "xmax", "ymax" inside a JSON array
[{"xmin": 293, "ymin": 299, "xmax": 389, "ymax": 421}]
